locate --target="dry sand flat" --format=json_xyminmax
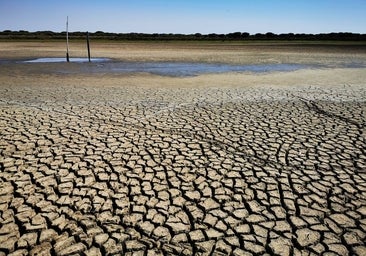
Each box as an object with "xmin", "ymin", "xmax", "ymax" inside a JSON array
[{"xmin": 1, "ymin": 41, "xmax": 366, "ymax": 255}]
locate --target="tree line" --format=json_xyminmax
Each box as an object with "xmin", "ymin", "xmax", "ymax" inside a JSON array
[{"xmin": 1, "ymin": 30, "xmax": 366, "ymax": 41}]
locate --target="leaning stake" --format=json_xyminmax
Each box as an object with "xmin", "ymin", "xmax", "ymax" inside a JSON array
[
  {"xmin": 66, "ymin": 16, "xmax": 70, "ymax": 62},
  {"xmin": 86, "ymin": 31, "xmax": 91, "ymax": 62}
]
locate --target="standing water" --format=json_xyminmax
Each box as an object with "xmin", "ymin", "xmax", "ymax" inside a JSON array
[{"xmin": 20, "ymin": 58, "xmax": 324, "ymax": 77}]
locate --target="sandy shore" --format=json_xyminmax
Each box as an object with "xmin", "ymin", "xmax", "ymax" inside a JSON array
[{"xmin": 1, "ymin": 41, "xmax": 366, "ymax": 255}]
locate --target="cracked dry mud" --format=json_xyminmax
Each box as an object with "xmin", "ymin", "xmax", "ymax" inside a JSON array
[{"xmin": 1, "ymin": 82, "xmax": 366, "ymax": 256}]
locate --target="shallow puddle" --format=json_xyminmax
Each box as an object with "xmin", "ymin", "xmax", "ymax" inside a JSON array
[
  {"xmin": 24, "ymin": 57, "xmax": 109, "ymax": 63},
  {"xmin": 22, "ymin": 58, "xmax": 316, "ymax": 76},
  {"xmin": 1, "ymin": 57, "xmax": 365, "ymax": 77},
  {"xmin": 103, "ymin": 62, "xmax": 315, "ymax": 77}
]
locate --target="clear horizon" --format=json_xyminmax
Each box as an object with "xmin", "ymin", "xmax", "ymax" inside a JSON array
[{"xmin": 1, "ymin": 0, "xmax": 365, "ymax": 34}]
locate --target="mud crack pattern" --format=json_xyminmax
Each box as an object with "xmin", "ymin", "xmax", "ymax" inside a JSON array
[{"xmin": 1, "ymin": 84, "xmax": 366, "ymax": 255}]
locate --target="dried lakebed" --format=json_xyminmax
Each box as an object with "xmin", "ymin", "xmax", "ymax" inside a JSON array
[{"xmin": 1, "ymin": 79, "xmax": 366, "ymax": 255}]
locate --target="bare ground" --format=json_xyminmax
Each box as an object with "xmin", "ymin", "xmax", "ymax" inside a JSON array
[{"xmin": 0, "ymin": 41, "xmax": 366, "ymax": 255}]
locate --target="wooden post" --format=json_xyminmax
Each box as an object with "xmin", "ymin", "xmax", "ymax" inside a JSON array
[
  {"xmin": 66, "ymin": 16, "xmax": 70, "ymax": 62},
  {"xmin": 86, "ymin": 31, "xmax": 91, "ymax": 62}
]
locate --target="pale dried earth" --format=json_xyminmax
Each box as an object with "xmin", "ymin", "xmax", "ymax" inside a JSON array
[{"xmin": 0, "ymin": 42, "xmax": 366, "ymax": 255}]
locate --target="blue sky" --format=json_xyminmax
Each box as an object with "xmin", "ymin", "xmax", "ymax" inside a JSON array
[{"xmin": 0, "ymin": 0, "xmax": 365, "ymax": 34}]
